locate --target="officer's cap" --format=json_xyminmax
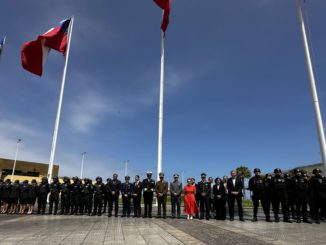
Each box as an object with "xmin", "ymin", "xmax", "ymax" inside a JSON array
[
  {"xmin": 159, "ymin": 172, "xmax": 164, "ymax": 177},
  {"xmin": 53, "ymin": 176, "xmax": 58, "ymax": 180},
  {"xmin": 42, "ymin": 177, "xmax": 48, "ymax": 181},
  {"xmin": 125, "ymin": 176, "xmax": 130, "ymax": 180},
  {"xmin": 31, "ymin": 179, "xmax": 37, "ymax": 183},
  {"xmin": 274, "ymin": 168, "xmax": 282, "ymax": 174},
  {"xmin": 313, "ymin": 168, "xmax": 322, "ymax": 174},
  {"xmin": 106, "ymin": 178, "xmax": 111, "ymax": 181},
  {"xmin": 294, "ymin": 169, "xmax": 301, "ymax": 173},
  {"xmin": 135, "ymin": 175, "xmax": 140, "ymax": 178},
  {"xmin": 173, "ymin": 173, "xmax": 179, "ymax": 178},
  {"xmin": 146, "ymin": 170, "xmax": 152, "ymax": 175},
  {"xmin": 253, "ymin": 168, "xmax": 261, "ymax": 173},
  {"xmin": 23, "ymin": 180, "xmax": 28, "ymax": 184},
  {"xmin": 201, "ymin": 173, "xmax": 206, "ymax": 177},
  {"xmin": 96, "ymin": 176, "xmax": 102, "ymax": 181}
]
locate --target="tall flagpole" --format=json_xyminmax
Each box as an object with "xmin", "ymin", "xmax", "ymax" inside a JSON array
[
  {"xmin": 47, "ymin": 16, "xmax": 74, "ymax": 181},
  {"xmin": 295, "ymin": 0, "xmax": 326, "ymax": 172},
  {"xmin": 157, "ymin": 28, "xmax": 165, "ymax": 182}
]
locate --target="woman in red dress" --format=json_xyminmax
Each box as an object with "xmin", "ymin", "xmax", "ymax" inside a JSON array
[{"xmin": 184, "ymin": 178, "xmax": 198, "ymax": 219}]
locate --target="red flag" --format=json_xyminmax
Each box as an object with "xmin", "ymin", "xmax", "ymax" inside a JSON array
[
  {"xmin": 21, "ymin": 19, "xmax": 71, "ymax": 76},
  {"xmin": 153, "ymin": 0, "xmax": 171, "ymax": 33}
]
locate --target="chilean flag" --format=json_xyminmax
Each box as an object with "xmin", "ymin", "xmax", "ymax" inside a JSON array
[
  {"xmin": 153, "ymin": 0, "xmax": 171, "ymax": 33},
  {"xmin": 21, "ymin": 19, "xmax": 71, "ymax": 76}
]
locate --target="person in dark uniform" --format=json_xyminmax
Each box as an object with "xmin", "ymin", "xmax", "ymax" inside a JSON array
[
  {"xmin": 271, "ymin": 168, "xmax": 291, "ymax": 223},
  {"xmin": 131, "ymin": 175, "xmax": 142, "ymax": 218},
  {"xmin": 37, "ymin": 177, "xmax": 50, "ymax": 215},
  {"xmin": 289, "ymin": 169, "xmax": 312, "ymax": 223},
  {"xmin": 197, "ymin": 173, "xmax": 211, "ymax": 220},
  {"xmin": 9, "ymin": 180, "xmax": 20, "ymax": 214},
  {"xmin": 264, "ymin": 174, "xmax": 273, "ymax": 221},
  {"xmin": 142, "ymin": 170, "xmax": 155, "ymax": 218},
  {"xmin": 1, "ymin": 179, "xmax": 11, "ymax": 214},
  {"xmin": 121, "ymin": 176, "xmax": 132, "ymax": 217},
  {"xmin": 170, "ymin": 173, "xmax": 183, "ymax": 219},
  {"xmin": 93, "ymin": 176, "xmax": 104, "ymax": 216},
  {"xmin": 19, "ymin": 180, "xmax": 30, "ymax": 214},
  {"xmin": 156, "ymin": 172, "xmax": 168, "ymax": 219},
  {"xmin": 27, "ymin": 179, "xmax": 37, "ymax": 214},
  {"xmin": 108, "ymin": 173, "xmax": 121, "ymax": 217},
  {"xmin": 60, "ymin": 177, "xmax": 71, "ymax": 215},
  {"xmin": 80, "ymin": 178, "xmax": 93, "ymax": 215},
  {"xmin": 248, "ymin": 168, "xmax": 270, "ymax": 222},
  {"xmin": 70, "ymin": 176, "xmax": 81, "ymax": 215},
  {"xmin": 227, "ymin": 170, "xmax": 244, "ymax": 221},
  {"xmin": 103, "ymin": 178, "xmax": 111, "ymax": 214},
  {"xmin": 193, "ymin": 178, "xmax": 200, "ymax": 219},
  {"xmin": 285, "ymin": 173, "xmax": 296, "ymax": 220},
  {"xmin": 309, "ymin": 168, "xmax": 326, "ymax": 224},
  {"xmin": 213, "ymin": 177, "xmax": 227, "ymax": 220},
  {"xmin": 49, "ymin": 176, "xmax": 61, "ymax": 215}
]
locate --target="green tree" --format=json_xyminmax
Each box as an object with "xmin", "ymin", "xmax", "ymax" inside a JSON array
[{"xmin": 236, "ymin": 166, "xmax": 252, "ymax": 198}]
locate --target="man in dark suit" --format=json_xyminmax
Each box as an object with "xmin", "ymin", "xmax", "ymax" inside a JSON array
[
  {"xmin": 142, "ymin": 170, "xmax": 155, "ymax": 218},
  {"xmin": 108, "ymin": 173, "xmax": 121, "ymax": 217},
  {"xmin": 227, "ymin": 170, "xmax": 244, "ymax": 221},
  {"xmin": 197, "ymin": 173, "xmax": 211, "ymax": 220}
]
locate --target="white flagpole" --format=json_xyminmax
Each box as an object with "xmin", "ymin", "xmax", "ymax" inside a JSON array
[
  {"xmin": 47, "ymin": 16, "xmax": 74, "ymax": 181},
  {"xmin": 157, "ymin": 28, "xmax": 165, "ymax": 182},
  {"xmin": 80, "ymin": 152, "xmax": 86, "ymax": 179},
  {"xmin": 295, "ymin": 0, "xmax": 326, "ymax": 172},
  {"xmin": 11, "ymin": 139, "xmax": 22, "ymax": 182}
]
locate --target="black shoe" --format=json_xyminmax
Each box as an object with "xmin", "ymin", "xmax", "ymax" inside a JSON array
[
  {"xmin": 115, "ymin": 214, "xmax": 118, "ymax": 217},
  {"xmin": 296, "ymin": 219, "xmax": 301, "ymax": 223},
  {"xmin": 240, "ymin": 217, "xmax": 245, "ymax": 222},
  {"xmin": 156, "ymin": 215, "xmax": 161, "ymax": 219},
  {"xmin": 316, "ymin": 219, "xmax": 320, "ymax": 224},
  {"xmin": 274, "ymin": 216, "xmax": 280, "ymax": 223},
  {"xmin": 251, "ymin": 217, "xmax": 258, "ymax": 222},
  {"xmin": 206, "ymin": 217, "xmax": 209, "ymax": 220},
  {"xmin": 303, "ymin": 219, "xmax": 312, "ymax": 224},
  {"xmin": 230, "ymin": 218, "xmax": 234, "ymax": 221},
  {"xmin": 97, "ymin": 213, "xmax": 102, "ymax": 216},
  {"xmin": 266, "ymin": 217, "xmax": 272, "ymax": 222},
  {"xmin": 148, "ymin": 215, "xmax": 152, "ymax": 218},
  {"xmin": 121, "ymin": 215, "xmax": 126, "ymax": 217},
  {"xmin": 284, "ymin": 219, "xmax": 292, "ymax": 223},
  {"xmin": 177, "ymin": 216, "xmax": 181, "ymax": 219}
]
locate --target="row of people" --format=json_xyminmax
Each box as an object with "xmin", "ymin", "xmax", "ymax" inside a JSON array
[{"xmin": 0, "ymin": 168, "xmax": 325, "ymax": 224}]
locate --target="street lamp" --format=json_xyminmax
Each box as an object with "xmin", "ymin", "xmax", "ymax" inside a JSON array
[
  {"xmin": 80, "ymin": 152, "xmax": 86, "ymax": 179},
  {"xmin": 124, "ymin": 160, "xmax": 130, "ymax": 177},
  {"xmin": 11, "ymin": 139, "xmax": 22, "ymax": 181}
]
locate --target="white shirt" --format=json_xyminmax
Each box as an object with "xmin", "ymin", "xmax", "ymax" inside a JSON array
[{"xmin": 232, "ymin": 178, "xmax": 236, "ymax": 187}]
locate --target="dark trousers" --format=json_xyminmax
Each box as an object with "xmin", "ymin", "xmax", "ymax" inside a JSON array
[
  {"xmin": 272, "ymin": 192, "xmax": 289, "ymax": 220},
  {"xmin": 171, "ymin": 196, "xmax": 181, "ymax": 217},
  {"xmin": 109, "ymin": 194, "xmax": 119, "ymax": 216},
  {"xmin": 288, "ymin": 194, "xmax": 296, "ymax": 218},
  {"xmin": 228, "ymin": 194, "xmax": 243, "ymax": 219},
  {"xmin": 314, "ymin": 195, "xmax": 326, "ymax": 221},
  {"xmin": 70, "ymin": 194, "xmax": 80, "ymax": 214},
  {"xmin": 199, "ymin": 196, "xmax": 210, "ymax": 218},
  {"xmin": 93, "ymin": 195, "xmax": 103, "ymax": 215},
  {"xmin": 157, "ymin": 195, "xmax": 167, "ymax": 217},
  {"xmin": 294, "ymin": 197, "xmax": 308, "ymax": 220},
  {"xmin": 37, "ymin": 194, "xmax": 47, "ymax": 214},
  {"xmin": 80, "ymin": 195, "xmax": 92, "ymax": 214},
  {"xmin": 122, "ymin": 196, "xmax": 131, "ymax": 216},
  {"xmin": 60, "ymin": 194, "xmax": 70, "ymax": 214},
  {"xmin": 143, "ymin": 192, "xmax": 153, "ymax": 217},
  {"xmin": 133, "ymin": 196, "xmax": 141, "ymax": 217},
  {"xmin": 215, "ymin": 198, "xmax": 226, "ymax": 220},
  {"xmin": 103, "ymin": 194, "xmax": 110, "ymax": 213},
  {"xmin": 49, "ymin": 194, "xmax": 59, "ymax": 214},
  {"xmin": 252, "ymin": 195, "xmax": 269, "ymax": 218}
]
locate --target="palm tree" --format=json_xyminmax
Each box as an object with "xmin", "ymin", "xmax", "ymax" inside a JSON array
[{"xmin": 236, "ymin": 166, "xmax": 252, "ymax": 198}]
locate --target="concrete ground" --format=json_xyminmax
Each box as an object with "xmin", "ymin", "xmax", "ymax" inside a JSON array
[{"xmin": 0, "ymin": 211, "xmax": 325, "ymax": 245}]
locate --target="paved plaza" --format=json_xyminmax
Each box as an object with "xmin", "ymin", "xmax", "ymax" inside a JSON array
[{"xmin": 0, "ymin": 212, "xmax": 325, "ymax": 245}]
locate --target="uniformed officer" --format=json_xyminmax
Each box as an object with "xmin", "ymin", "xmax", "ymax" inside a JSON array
[
  {"xmin": 289, "ymin": 169, "xmax": 312, "ymax": 223},
  {"xmin": 271, "ymin": 168, "xmax": 291, "ymax": 223},
  {"xmin": 309, "ymin": 168, "xmax": 326, "ymax": 224},
  {"xmin": 142, "ymin": 170, "xmax": 155, "ymax": 218},
  {"xmin": 49, "ymin": 176, "xmax": 61, "ymax": 215},
  {"xmin": 19, "ymin": 180, "xmax": 30, "ymax": 214},
  {"xmin": 8, "ymin": 180, "xmax": 20, "ymax": 214},
  {"xmin": 131, "ymin": 175, "xmax": 142, "ymax": 217},
  {"xmin": 103, "ymin": 178, "xmax": 111, "ymax": 214},
  {"xmin": 80, "ymin": 178, "xmax": 93, "ymax": 215},
  {"xmin": 197, "ymin": 173, "xmax": 211, "ymax": 220},
  {"xmin": 93, "ymin": 176, "xmax": 105, "ymax": 216},
  {"xmin": 285, "ymin": 173, "xmax": 296, "ymax": 220},
  {"xmin": 265, "ymin": 173, "xmax": 273, "ymax": 221},
  {"xmin": 1, "ymin": 179, "xmax": 11, "ymax": 214},
  {"xmin": 108, "ymin": 173, "xmax": 121, "ymax": 217},
  {"xmin": 28, "ymin": 179, "xmax": 37, "ymax": 214},
  {"xmin": 121, "ymin": 176, "xmax": 132, "ymax": 217},
  {"xmin": 60, "ymin": 177, "xmax": 71, "ymax": 215},
  {"xmin": 70, "ymin": 176, "xmax": 81, "ymax": 215},
  {"xmin": 248, "ymin": 168, "xmax": 270, "ymax": 222},
  {"xmin": 156, "ymin": 172, "xmax": 168, "ymax": 218},
  {"xmin": 37, "ymin": 177, "xmax": 50, "ymax": 215},
  {"xmin": 170, "ymin": 173, "xmax": 183, "ymax": 218}
]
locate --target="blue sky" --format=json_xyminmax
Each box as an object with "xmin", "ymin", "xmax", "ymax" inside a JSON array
[{"xmin": 1, "ymin": 0, "xmax": 326, "ymax": 183}]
